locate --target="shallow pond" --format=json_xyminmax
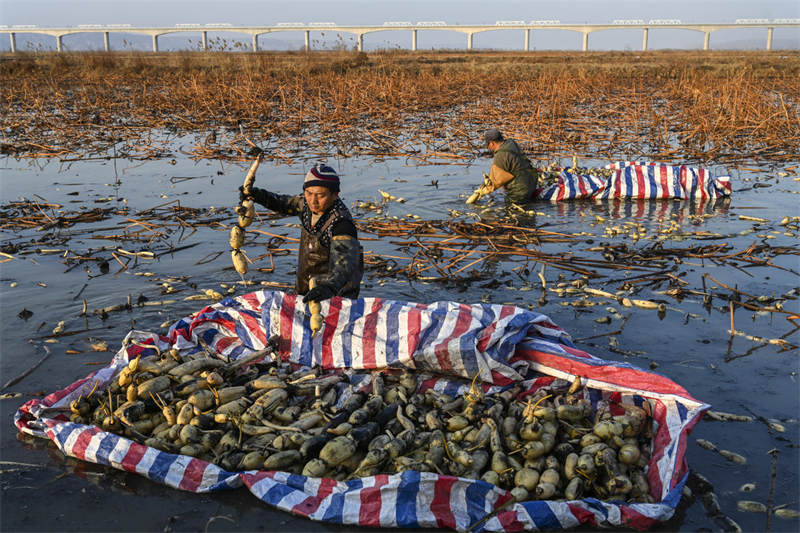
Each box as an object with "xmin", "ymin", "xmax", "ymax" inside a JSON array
[{"xmin": 1, "ymin": 141, "xmax": 798, "ymax": 532}]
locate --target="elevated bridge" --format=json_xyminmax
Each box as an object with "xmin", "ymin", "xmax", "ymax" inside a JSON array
[{"xmin": 1, "ymin": 21, "xmax": 798, "ymax": 53}]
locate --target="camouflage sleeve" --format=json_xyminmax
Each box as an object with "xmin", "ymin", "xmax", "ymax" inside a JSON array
[
  {"xmin": 250, "ymin": 188, "xmax": 304, "ymax": 216},
  {"xmin": 326, "ymin": 234, "xmax": 361, "ymax": 295}
]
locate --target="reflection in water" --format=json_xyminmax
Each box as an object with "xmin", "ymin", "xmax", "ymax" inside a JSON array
[{"xmin": 551, "ymin": 197, "xmax": 731, "ymax": 225}]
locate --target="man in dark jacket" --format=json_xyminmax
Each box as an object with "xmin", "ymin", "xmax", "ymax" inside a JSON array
[
  {"xmin": 479, "ymin": 128, "xmax": 540, "ymax": 204},
  {"xmin": 243, "ymin": 164, "xmax": 363, "ymax": 302}
]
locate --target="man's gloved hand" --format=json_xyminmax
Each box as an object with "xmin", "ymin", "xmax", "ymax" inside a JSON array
[
  {"xmin": 239, "ymin": 186, "xmax": 263, "ymax": 204},
  {"xmin": 476, "ymin": 175, "xmax": 493, "ymax": 196},
  {"xmin": 478, "ymin": 173, "xmax": 493, "ymax": 195},
  {"xmin": 466, "ymin": 173, "xmax": 496, "ymax": 205},
  {"xmin": 303, "ymin": 283, "xmax": 336, "ymax": 303}
]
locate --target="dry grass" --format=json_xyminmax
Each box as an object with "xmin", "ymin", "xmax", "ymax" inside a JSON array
[{"xmin": 1, "ymin": 50, "xmax": 798, "ymax": 164}]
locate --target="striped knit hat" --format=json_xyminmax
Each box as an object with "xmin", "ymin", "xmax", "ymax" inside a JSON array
[{"xmin": 303, "ymin": 164, "xmax": 340, "ymax": 192}]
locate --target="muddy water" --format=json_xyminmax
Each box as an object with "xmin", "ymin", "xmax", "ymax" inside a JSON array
[{"xmin": 1, "ymin": 145, "xmax": 798, "ymax": 532}]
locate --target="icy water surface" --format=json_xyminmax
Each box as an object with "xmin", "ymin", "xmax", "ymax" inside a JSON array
[{"xmin": 1, "ymin": 144, "xmax": 798, "ymax": 532}]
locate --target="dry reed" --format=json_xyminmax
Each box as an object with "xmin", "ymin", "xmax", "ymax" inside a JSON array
[{"xmin": 1, "ymin": 50, "xmax": 797, "ymax": 165}]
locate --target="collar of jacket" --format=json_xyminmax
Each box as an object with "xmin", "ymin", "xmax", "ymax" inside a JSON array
[{"xmin": 300, "ymin": 197, "xmax": 350, "ymax": 237}]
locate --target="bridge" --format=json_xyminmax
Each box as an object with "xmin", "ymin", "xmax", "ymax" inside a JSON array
[{"xmin": 1, "ymin": 20, "xmax": 797, "ymax": 53}]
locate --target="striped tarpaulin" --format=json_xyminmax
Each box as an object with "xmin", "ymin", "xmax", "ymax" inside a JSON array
[
  {"xmin": 41, "ymin": 418, "xmax": 243, "ymax": 492},
  {"xmin": 536, "ymin": 172, "xmax": 607, "ymax": 202},
  {"xmin": 169, "ymin": 292, "xmax": 569, "ymax": 384},
  {"xmin": 15, "ymin": 291, "xmax": 709, "ymax": 531},
  {"xmin": 535, "ymin": 162, "xmax": 731, "ymax": 202}
]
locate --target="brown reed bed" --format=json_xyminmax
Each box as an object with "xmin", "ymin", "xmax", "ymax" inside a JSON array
[{"xmin": 1, "ymin": 50, "xmax": 798, "ymax": 165}]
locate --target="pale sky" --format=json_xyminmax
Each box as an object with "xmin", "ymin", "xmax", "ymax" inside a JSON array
[{"xmin": 1, "ymin": 0, "xmax": 798, "ymax": 51}]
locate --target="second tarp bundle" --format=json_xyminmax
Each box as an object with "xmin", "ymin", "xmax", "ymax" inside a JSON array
[{"xmin": 536, "ymin": 161, "xmax": 731, "ymax": 202}]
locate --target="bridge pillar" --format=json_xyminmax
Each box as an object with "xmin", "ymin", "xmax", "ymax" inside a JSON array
[
  {"xmin": 412, "ymin": 29, "xmax": 417, "ymax": 51},
  {"xmin": 104, "ymin": 31, "xmax": 109, "ymax": 52},
  {"xmin": 525, "ymin": 29, "xmax": 530, "ymax": 51},
  {"xmin": 703, "ymin": 32, "xmax": 710, "ymax": 50},
  {"xmin": 467, "ymin": 32, "xmax": 473, "ymax": 51},
  {"xmin": 582, "ymin": 32, "xmax": 588, "ymax": 51},
  {"xmin": 767, "ymin": 27, "xmax": 773, "ymax": 50},
  {"xmin": 57, "ymin": 35, "xmax": 62, "ymax": 52},
  {"xmin": 642, "ymin": 28, "xmax": 648, "ymax": 51},
  {"xmin": 357, "ymin": 33, "xmax": 363, "ymax": 51},
  {"xmin": 305, "ymin": 30, "xmax": 310, "ymax": 51},
  {"xmin": 202, "ymin": 31, "xmax": 207, "ymax": 51},
  {"xmin": 10, "ymin": 32, "xmax": 15, "ymax": 53},
  {"xmin": 252, "ymin": 34, "xmax": 258, "ymax": 52},
  {"xmin": 153, "ymin": 34, "xmax": 158, "ymax": 52}
]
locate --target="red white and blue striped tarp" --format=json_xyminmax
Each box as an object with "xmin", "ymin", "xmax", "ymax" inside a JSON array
[
  {"xmin": 535, "ymin": 172, "xmax": 608, "ymax": 202},
  {"xmin": 535, "ymin": 162, "xmax": 731, "ymax": 202},
  {"xmin": 15, "ymin": 291, "xmax": 709, "ymax": 532}
]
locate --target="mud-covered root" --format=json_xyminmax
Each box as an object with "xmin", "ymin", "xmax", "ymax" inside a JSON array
[
  {"xmin": 263, "ymin": 450, "xmax": 302, "ymax": 471},
  {"xmin": 319, "ymin": 436, "xmax": 356, "ymax": 467},
  {"xmin": 509, "ymin": 486, "xmax": 529, "ymax": 502},
  {"xmin": 136, "ymin": 375, "xmax": 171, "ymax": 400},
  {"xmin": 617, "ymin": 444, "xmax": 641, "ymax": 465},
  {"xmin": 696, "ymin": 438, "xmax": 747, "ymax": 464},
  {"xmin": 235, "ymin": 199, "xmax": 256, "ymax": 228},
  {"xmin": 238, "ymin": 451, "xmax": 269, "ymax": 471},
  {"xmin": 229, "ymin": 225, "xmax": 245, "ymax": 250},
  {"xmin": 231, "ymin": 249, "xmax": 248, "ymax": 275},
  {"xmin": 69, "ymin": 396, "xmax": 91, "ymax": 417},
  {"xmin": 205, "ymin": 372, "xmax": 225, "ymax": 387},
  {"xmin": 564, "ymin": 477, "xmax": 585, "ymax": 500},
  {"xmin": 555, "ymin": 402, "xmax": 591, "ymax": 422},
  {"xmin": 307, "ymin": 278, "xmax": 324, "ymax": 338},
  {"xmin": 774, "ymin": 508, "xmax": 800, "ymax": 519},
  {"xmin": 593, "ymin": 419, "xmax": 623, "ymax": 439},
  {"xmin": 535, "ymin": 481, "xmax": 556, "ymax": 500},
  {"xmin": 514, "ymin": 468, "xmax": 540, "ymax": 491},
  {"xmin": 168, "ymin": 358, "xmax": 226, "ymax": 379},
  {"xmin": 144, "ymin": 437, "xmax": 181, "ymax": 453},
  {"xmin": 303, "ymin": 458, "xmax": 328, "ymax": 478}
]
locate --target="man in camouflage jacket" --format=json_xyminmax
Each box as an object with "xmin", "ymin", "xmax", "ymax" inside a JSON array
[
  {"xmin": 479, "ymin": 128, "xmax": 540, "ymax": 204},
  {"xmin": 243, "ymin": 164, "xmax": 363, "ymax": 302}
]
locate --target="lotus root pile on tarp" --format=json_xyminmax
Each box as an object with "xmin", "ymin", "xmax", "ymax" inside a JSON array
[{"xmin": 15, "ymin": 291, "xmax": 709, "ymax": 531}]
